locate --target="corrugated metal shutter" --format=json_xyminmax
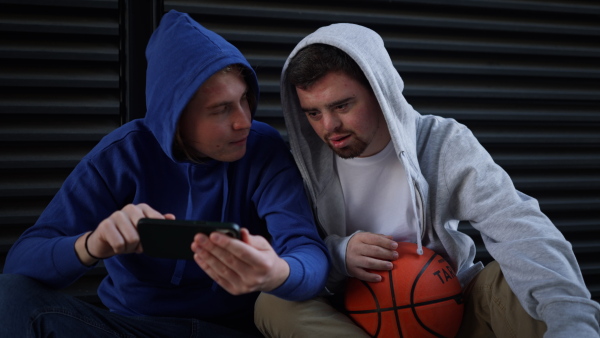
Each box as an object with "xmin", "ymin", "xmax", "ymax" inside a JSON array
[
  {"xmin": 0, "ymin": 0, "xmax": 120, "ymax": 304},
  {"xmin": 165, "ymin": 0, "xmax": 600, "ymax": 301},
  {"xmin": 1, "ymin": 0, "xmax": 598, "ymax": 307}
]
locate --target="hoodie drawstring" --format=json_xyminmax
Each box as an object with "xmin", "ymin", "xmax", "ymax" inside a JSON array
[{"xmin": 400, "ymin": 151, "xmax": 424, "ymax": 255}]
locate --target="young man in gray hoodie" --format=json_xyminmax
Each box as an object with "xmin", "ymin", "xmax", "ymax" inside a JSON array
[{"xmin": 254, "ymin": 23, "xmax": 600, "ymax": 337}]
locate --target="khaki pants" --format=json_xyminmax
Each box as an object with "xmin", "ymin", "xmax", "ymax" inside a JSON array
[{"xmin": 255, "ymin": 261, "xmax": 547, "ymax": 337}]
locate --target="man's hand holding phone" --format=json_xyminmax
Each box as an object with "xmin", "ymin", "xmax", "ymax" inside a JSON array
[
  {"xmin": 75, "ymin": 203, "xmax": 175, "ymax": 266},
  {"xmin": 191, "ymin": 228, "xmax": 290, "ymax": 295}
]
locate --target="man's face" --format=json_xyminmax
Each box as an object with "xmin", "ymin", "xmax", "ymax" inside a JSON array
[
  {"xmin": 178, "ymin": 70, "xmax": 251, "ymax": 162},
  {"xmin": 296, "ymin": 71, "xmax": 390, "ymax": 159}
]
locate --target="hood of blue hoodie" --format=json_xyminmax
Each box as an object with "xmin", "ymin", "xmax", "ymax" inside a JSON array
[{"xmin": 143, "ymin": 10, "xmax": 259, "ymax": 161}]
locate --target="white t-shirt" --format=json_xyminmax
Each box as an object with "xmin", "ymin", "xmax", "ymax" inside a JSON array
[{"xmin": 335, "ymin": 141, "xmax": 417, "ymax": 242}]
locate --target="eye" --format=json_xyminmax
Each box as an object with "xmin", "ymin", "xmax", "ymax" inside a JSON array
[
  {"xmin": 210, "ymin": 105, "xmax": 230, "ymax": 116},
  {"xmin": 305, "ymin": 111, "xmax": 321, "ymax": 121},
  {"xmin": 334, "ymin": 103, "xmax": 348, "ymax": 111}
]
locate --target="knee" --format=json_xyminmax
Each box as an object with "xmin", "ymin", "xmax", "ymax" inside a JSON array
[
  {"xmin": 255, "ymin": 292, "xmax": 371, "ymax": 338},
  {"xmin": 0, "ymin": 274, "xmax": 40, "ymax": 299},
  {"xmin": 255, "ymin": 293, "xmax": 305, "ymax": 337},
  {"xmin": 467, "ymin": 261, "xmax": 504, "ymax": 295},
  {"xmin": 254, "ymin": 293, "xmax": 285, "ymax": 328},
  {"xmin": 0, "ymin": 274, "xmax": 51, "ymax": 314},
  {"xmin": 0, "ymin": 274, "xmax": 68, "ymax": 335},
  {"xmin": 479, "ymin": 260, "xmax": 502, "ymax": 281},
  {"xmin": 254, "ymin": 293, "xmax": 276, "ymax": 337}
]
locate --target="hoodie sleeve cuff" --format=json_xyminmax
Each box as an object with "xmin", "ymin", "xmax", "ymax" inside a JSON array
[
  {"xmin": 323, "ymin": 231, "xmax": 362, "ymax": 292},
  {"xmin": 52, "ymin": 236, "xmax": 95, "ymax": 283},
  {"xmin": 539, "ymin": 300, "xmax": 600, "ymax": 338},
  {"xmin": 266, "ymin": 256, "xmax": 306, "ymax": 301}
]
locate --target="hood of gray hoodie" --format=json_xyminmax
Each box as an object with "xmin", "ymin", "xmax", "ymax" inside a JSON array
[{"xmin": 281, "ymin": 23, "xmax": 427, "ymax": 256}]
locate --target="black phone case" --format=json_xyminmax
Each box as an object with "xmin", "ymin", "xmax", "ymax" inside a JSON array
[{"xmin": 137, "ymin": 218, "xmax": 241, "ymax": 260}]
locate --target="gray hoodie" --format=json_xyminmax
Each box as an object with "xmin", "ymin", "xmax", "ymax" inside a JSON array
[{"xmin": 281, "ymin": 23, "xmax": 600, "ymax": 337}]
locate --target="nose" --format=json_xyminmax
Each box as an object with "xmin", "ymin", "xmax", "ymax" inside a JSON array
[
  {"xmin": 232, "ymin": 104, "xmax": 252, "ymax": 130},
  {"xmin": 322, "ymin": 112, "xmax": 341, "ymax": 132}
]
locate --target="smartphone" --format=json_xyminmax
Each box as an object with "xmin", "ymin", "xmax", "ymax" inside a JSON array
[{"xmin": 137, "ymin": 218, "xmax": 241, "ymax": 260}]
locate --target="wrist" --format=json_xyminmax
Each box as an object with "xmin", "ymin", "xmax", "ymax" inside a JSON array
[
  {"xmin": 265, "ymin": 257, "xmax": 290, "ymax": 292},
  {"xmin": 85, "ymin": 231, "xmax": 103, "ymax": 261},
  {"xmin": 74, "ymin": 231, "xmax": 99, "ymax": 266}
]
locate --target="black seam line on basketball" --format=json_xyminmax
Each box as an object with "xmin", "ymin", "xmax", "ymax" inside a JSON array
[
  {"xmin": 388, "ymin": 269, "xmax": 403, "ymax": 338},
  {"xmin": 345, "ymin": 292, "xmax": 464, "ymax": 314},
  {"xmin": 360, "ymin": 280, "xmax": 382, "ymax": 337},
  {"xmin": 412, "ymin": 253, "xmax": 446, "ymax": 338}
]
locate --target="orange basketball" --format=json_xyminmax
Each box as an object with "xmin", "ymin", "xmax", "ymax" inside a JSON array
[{"xmin": 344, "ymin": 242, "xmax": 464, "ymax": 338}]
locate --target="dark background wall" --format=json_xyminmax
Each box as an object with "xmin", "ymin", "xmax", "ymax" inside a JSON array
[{"xmin": 0, "ymin": 0, "xmax": 598, "ymax": 305}]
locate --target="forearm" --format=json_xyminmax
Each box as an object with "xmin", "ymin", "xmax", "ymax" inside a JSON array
[
  {"xmin": 4, "ymin": 234, "xmax": 92, "ymax": 288},
  {"xmin": 541, "ymin": 301, "xmax": 600, "ymax": 338}
]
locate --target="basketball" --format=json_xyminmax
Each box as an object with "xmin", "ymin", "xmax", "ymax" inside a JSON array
[{"xmin": 344, "ymin": 242, "xmax": 464, "ymax": 338}]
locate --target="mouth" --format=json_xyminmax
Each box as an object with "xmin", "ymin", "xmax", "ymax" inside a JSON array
[
  {"xmin": 327, "ymin": 134, "xmax": 352, "ymax": 148},
  {"xmin": 230, "ymin": 136, "xmax": 248, "ymax": 146}
]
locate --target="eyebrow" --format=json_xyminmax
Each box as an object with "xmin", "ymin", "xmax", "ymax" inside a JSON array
[
  {"xmin": 206, "ymin": 89, "xmax": 249, "ymax": 110},
  {"xmin": 326, "ymin": 97, "xmax": 354, "ymax": 110},
  {"xmin": 301, "ymin": 96, "xmax": 355, "ymax": 113}
]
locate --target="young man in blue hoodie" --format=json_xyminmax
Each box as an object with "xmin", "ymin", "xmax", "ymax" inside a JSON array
[
  {"xmin": 255, "ymin": 24, "xmax": 600, "ymax": 337},
  {"xmin": 0, "ymin": 10, "xmax": 328, "ymax": 337}
]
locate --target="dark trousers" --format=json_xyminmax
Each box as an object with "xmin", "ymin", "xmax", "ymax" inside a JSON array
[{"xmin": 0, "ymin": 273, "xmax": 261, "ymax": 337}]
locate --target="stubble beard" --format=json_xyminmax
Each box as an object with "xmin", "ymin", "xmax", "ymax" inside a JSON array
[{"xmin": 326, "ymin": 133, "xmax": 369, "ymax": 159}]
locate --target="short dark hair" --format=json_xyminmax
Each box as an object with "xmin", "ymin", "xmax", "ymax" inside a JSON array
[{"xmin": 285, "ymin": 44, "xmax": 370, "ymax": 90}]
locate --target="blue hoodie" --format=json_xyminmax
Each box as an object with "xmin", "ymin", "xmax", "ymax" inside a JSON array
[{"xmin": 4, "ymin": 10, "xmax": 329, "ymax": 320}]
